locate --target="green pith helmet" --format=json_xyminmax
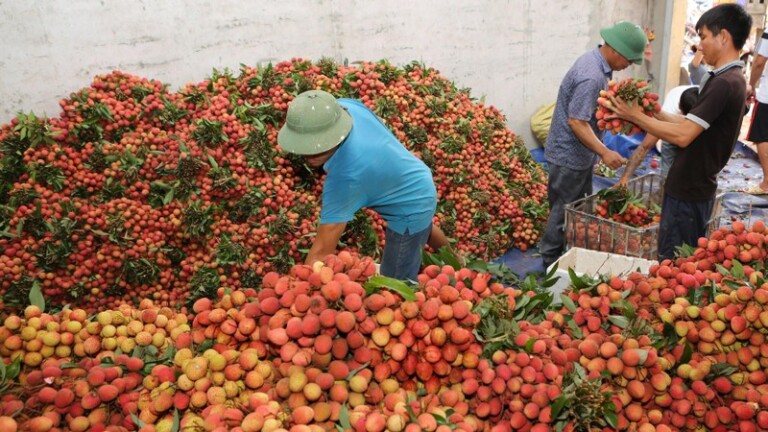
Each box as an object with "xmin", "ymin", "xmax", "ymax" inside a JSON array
[
  {"xmin": 600, "ymin": 21, "xmax": 648, "ymax": 65},
  {"xmin": 277, "ymin": 90, "xmax": 353, "ymax": 155}
]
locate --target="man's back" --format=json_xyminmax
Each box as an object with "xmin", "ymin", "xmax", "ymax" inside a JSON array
[
  {"xmin": 320, "ymin": 100, "xmax": 437, "ymax": 234},
  {"xmin": 545, "ymin": 48, "xmax": 611, "ymax": 170}
]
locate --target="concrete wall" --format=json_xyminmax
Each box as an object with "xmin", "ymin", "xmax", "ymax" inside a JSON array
[{"xmin": 0, "ymin": 0, "xmax": 654, "ymax": 148}]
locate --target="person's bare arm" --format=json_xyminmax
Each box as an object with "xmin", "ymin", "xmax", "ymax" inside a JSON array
[
  {"xmin": 655, "ymin": 110, "xmax": 687, "ymax": 124},
  {"xmin": 427, "ymin": 225, "xmax": 466, "ymax": 265},
  {"xmin": 567, "ymin": 118, "xmax": 625, "ymax": 169},
  {"xmin": 305, "ymin": 222, "xmax": 346, "ymax": 266},
  {"xmin": 606, "ymin": 97, "xmax": 703, "ymax": 148},
  {"xmin": 748, "ymin": 54, "xmax": 767, "ymax": 100},
  {"xmin": 427, "ymin": 225, "xmax": 450, "ymax": 250},
  {"xmin": 617, "ymin": 133, "xmax": 658, "ymax": 186}
]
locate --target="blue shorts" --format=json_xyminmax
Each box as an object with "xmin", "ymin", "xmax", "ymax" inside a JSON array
[{"xmin": 379, "ymin": 224, "xmax": 432, "ymax": 282}]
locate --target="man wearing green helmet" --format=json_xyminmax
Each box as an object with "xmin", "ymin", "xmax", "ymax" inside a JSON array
[
  {"xmin": 540, "ymin": 21, "xmax": 647, "ymax": 269},
  {"xmin": 278, "ymin": 90, "xmax": 450, "ymax": 281}
]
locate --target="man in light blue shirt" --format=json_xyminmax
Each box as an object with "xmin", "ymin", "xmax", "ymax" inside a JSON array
[{"xmin": 278, "ymin": 90, "xmax": 449, "ymax": 281}]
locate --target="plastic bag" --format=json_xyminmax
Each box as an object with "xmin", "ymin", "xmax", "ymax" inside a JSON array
[{"xmin": 531, "ymin": 102, "xmax": 555, "ymax": 145}]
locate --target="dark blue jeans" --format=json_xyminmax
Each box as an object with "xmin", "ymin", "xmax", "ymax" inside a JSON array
[
  {"xmin": 380, "ymin": 224, "xmax": 432, "ymax": 282},
  {"xmin": 658, "ymin": 193, "xmax": 714, "ymax": 261},
  {"xmin": 540, "ymin": 164, "xmax": 593, "ymax": 267}
]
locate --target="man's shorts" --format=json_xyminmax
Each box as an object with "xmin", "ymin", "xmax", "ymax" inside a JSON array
[{"xmin": 747, "ymin": 101, "xmax": 768, "ymax": 143}]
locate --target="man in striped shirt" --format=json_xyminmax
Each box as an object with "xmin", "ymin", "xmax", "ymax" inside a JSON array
[{"xmin": 540, "ymin": 21, "xmax": 647, "ymax": 268}]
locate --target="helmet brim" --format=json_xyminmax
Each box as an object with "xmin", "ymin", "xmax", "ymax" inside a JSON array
[{"xmin": 277, "ymin": 107, "xmax": 353, "ymax": 155}]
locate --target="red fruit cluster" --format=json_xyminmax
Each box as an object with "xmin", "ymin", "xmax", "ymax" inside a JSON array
[
  {"xmin": 596, "ymin": 78, "xmax": 661, "ymax": 135},
  {"xmin": 595, "ymin": 201, "xmax": 658, "ymax": 228},
  {"xmin": 1, "ymin": 221, "xmax": 768, "ymax": 431},
  {"xmin": 0, "ymin": 59, "xmax": 548, "ymax": 314}
]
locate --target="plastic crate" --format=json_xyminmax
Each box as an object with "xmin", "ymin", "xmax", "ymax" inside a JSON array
[
  {"xmin": 545, "ymin": 247, "xmax": 658, "ymax": 301},
  {"xmin": 564, "ymin": 173, "xmax": 723, "ymax": 259}
]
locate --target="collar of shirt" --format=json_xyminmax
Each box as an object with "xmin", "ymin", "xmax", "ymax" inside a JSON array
[
  {"xmin": 699, "ymin": 59, "xmax": 744, "ymax": 91},
  {"xmin": 710, "ymin": 60, "xmax": 745, "ymax": 76},
  {"xmin": 594, "ymin": 46, "xmax": 613, "ymax": 77}
]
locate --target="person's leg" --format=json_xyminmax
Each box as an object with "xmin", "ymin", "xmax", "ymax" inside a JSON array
[
  {"xmin": 756, "ymin": 141, "xmax": 768, "ymax": 191},
  {"xmin": 539, "ymin": 164, "xmax": 593, "ymax": 267},
  {"xmin": 746, "ymin": 102, "xmax": 768, "ymax": 193},
  {"xmin": 379, "ymin": 224, "xmax": 432, "ymax": 282},
  {"xmin": 658, "ymin": 194, "xmax": 714, "ymax": 261}
]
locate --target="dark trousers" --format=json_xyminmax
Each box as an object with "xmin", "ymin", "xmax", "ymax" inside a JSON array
[
  {"xmin": 658, "ymin": 193, "xmax": 714, "ymax": 261},
  {"xmin": 539, "ymin": 163, "xmax": 593, "ymax": 267}
]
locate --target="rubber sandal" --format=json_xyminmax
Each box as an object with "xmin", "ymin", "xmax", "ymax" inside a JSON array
[{"xmin": 741, "ymin": 184, "xmax": 768, "ymax": 195}]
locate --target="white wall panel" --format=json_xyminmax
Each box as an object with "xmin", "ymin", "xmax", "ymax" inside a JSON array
[{"xmin": 0, "ymin": 0, "xmax": 652, "ymax": 147}]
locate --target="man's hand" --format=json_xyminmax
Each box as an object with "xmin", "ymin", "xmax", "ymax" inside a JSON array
[
  {"xmin": 604, "ymin": 95, "xmax": 646, "ymax": 123},
  {"xmin": 305, "ymin": 222, "xmax": 346, "ymax": 266},
  {"xmin": 600, "ymin": 149, "xmax": 626, "ymax": 170},
  {"xmin": 615, "ymin": 176, "xmax": 629, "ymax": 188},
  {"xmin": 746, "ymin": 84, "xmax": 755, "ymax": 103}
]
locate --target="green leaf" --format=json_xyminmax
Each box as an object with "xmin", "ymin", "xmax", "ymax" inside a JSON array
[
  {"xmin": 687, "ymin": 286, "xmax": 704, "ymax": 305},
  {"xmin": 60, "ymin": 362, "xmax": 81, "ymax": 369},
  {"xmin": 551, "ymin": 395, "xmax": 568, "ymax": 419},
  {"xmin": 5, "ymin": 355, "xmax": 22, "ymax": 380},
  {"xmin": 131, "ymin": 414, "xmax": 146, "ymax": 428},
  {"xmin": 171, "ymin": 409, "xmax": 180, "ymax": 432},
  {"xmin": 607, "ymin": 315, "xmax": 629, "ymax": 329},
  {"xmin": 622, "ymin": 288, "xmax": 632, "ymax": 299},
  {"xmin": 716, "ymin": 264, "xmax": 730, "ymax": 276},
  {"xmin": 206, "ymin": 154, "xmax": 219, "ymax": 169},
  {"xmin": 560, "ymin": 294, "xmax": 576, "ymax": 313},
  {"xmin": 197, "ymin": 339, "xmax": 215, "ymax": 353},
  {"xmin": 731, "ymin": 260, "xmax": 745, "ymax": 280},
  {"xmin": 346, "ymin": 362, "xmax": 371, "ymax": 380},
  {"xmin": 438, "ymin": 246, "xmax": 462, "ymax": 269},
  {"xmin": 364, "ymin": 276, "xmax": 417, "ymax": 301},
  {"xmin": 432, "ymin": 413, "xmax": 447, "ymax": 425},
  {"xmin": 604, "ymin": 410, "xmax": 619, "ymax": 428},
  {"xmin": 565, "ymin": 316, "xmax": 583, "ymax": 339},
  {"xmin": 29, "ymin": 280, "xmax": 45, "ymax": 312},
  {"xmin": 568, "ymin": 267, "xmax": 585, "ymax": 289},
  {"xmin": 338, "ymin": 405, "xmax": 352, "ymax": 430},
  {"xmin": 524, "ymin": 338, "xmax": 536, "ymax": 354},
  {"xmin": 680, "ymin": 341, "xmax": 693, "ymax": 365}
]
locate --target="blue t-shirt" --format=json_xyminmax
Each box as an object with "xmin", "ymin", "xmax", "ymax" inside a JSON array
[
  {"xmin": 320, "ymin": 99, "xmax": 437, "ymax": 234},
  {"xmin": 545, "ymin": 47, "xmax": 612, "ymax": 170}
]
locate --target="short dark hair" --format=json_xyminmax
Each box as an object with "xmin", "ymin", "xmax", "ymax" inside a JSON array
[
  {"xmin": 679, "ymin": 87, "xmax": 699, "ymax": 115},
  {"xmin": 696, "ymin": 3, "xmax": 752, "ymax": 50}
]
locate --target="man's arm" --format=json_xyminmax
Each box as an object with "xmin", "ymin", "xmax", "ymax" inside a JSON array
[
  {"xmin": 748, "ymin": 54, "xmax": 767, "ymax": 100},
  {"xmin": 617, "ymin": 133, "xmax": 658, "ymax": 186},
  {"xmin": 305, "ymin": 222, "xmax": 347, "ymax": 266},
  {"xmin": 427, "ymin": 225, "xmax": 450, "ymax": 250},
  {"xmin": 655, "ymin": 110, "xmax": 687, "ymax": 124},
  {"xmin": 567, "ymin": 118, "xmax": 625, "ymax": 169},
  {"xmin": 606, "ymin": 97, "xmax": 704, "ymax": 148}
]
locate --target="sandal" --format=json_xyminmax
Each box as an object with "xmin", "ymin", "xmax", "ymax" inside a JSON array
[{"xmin": 742, "ymin": 184, "xmax": 768, "ymax": 195}]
